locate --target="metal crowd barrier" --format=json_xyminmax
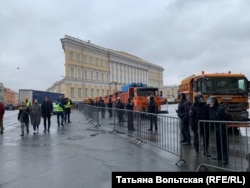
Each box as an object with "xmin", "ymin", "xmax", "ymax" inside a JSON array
[
  {"xmin": 196, "ymin": 120, "xmax": 250, "ymax": 172},
  {"xmin": 80, "ymin": 104, "xmax": 185, "ymax": 166}
]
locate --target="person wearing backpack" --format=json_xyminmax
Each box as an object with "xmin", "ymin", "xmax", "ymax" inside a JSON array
[
  {"xmin": 18, "ymin": 102, "xmax": 30, "ymax": 136},
  {"xmin": 176, "ymin": 93, "xmax": 191, "ymax": 145}
]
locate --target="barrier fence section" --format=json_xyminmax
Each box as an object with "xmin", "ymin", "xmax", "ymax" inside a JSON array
[
  {"xmin": 79, "ymin": 103, "xmax": 185, "ymax": 166},
  {"xmin": 196, "ymin": 120, "xmax": 250, "ymax": 172}
]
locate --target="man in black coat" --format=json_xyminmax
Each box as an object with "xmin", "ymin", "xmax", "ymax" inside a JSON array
[
  {"xmin": 207, "ymin": 96, "xmax": 231, "ymax": 165},
  {"xmin": 189, "ymin": 94, "xmax": 210, "ymax": 157},
  {"xmin": 41, "ymin": 96, "xmax": 53, "ymax": 133},
  {"xmin": 126, "ymin": 97, "xmax": 135, "ymax": 131},
  {"xmin": 176, "ymin": 93, "xmax": 191, "ymax": 144},
  {"xmin": 147, "ymin": 95, "xmax": 158, "ymax": 131}
]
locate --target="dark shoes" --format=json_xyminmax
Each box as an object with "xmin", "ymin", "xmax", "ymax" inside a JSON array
[
  {"xmin": 223, "ymin": 160, "xmax": 228, "ymax": 165},
  {"xmin": 182, "ymin": 141, "xmax": 191, "ymax": 145},
  {"xmin": 20, "ymin": 132, "xmax": 24, "ymax": 136},
  {"xmin": 128, "ymin": 128, "xmax": 135, "ymax": 131},
  {"xmin": 181, "ymin": 139, "xmax": 191, "ymax": 145},
  {"xmin": 212, "ymin": 156, "xmax": 228, "ymax": 164},
  {"xmin": 0, "ymin": 130, "xmax": 4, "ymax": 134},
  {"xmin": 196, "ymin": 152, "xmax": 199, "ymax": 158},
  {"xmin": 203, "ymin": 151, "xmax": 211, "ymax": 157}
]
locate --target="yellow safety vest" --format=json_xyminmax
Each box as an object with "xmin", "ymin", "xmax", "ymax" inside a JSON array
[
  {"xmin": 55, "ymin": 103, "xmax": 63, "ymax": 112},
  {"xmin": 64, "ymin": 101, "xmax": 71, "ymax": 109},
  {"xmin": 26, "ymin": 100, "xmax": 31, "ymax": 107}
]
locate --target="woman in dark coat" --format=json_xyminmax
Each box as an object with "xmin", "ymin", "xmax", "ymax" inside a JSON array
[{"xmin": 30, "ymin": 99, "xmax": 41, "ymax": 134}]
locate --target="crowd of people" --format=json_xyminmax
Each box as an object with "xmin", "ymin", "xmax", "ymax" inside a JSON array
[
  {"xmin": 1, "ymin": 92, "xmax": 232, "ymax": 165},
  {"xmin": 89, "ymin": 95, "xmax": 159, "ymax": 132},
  {"xmin": 16, "ymin": 96, "xmax": 73, "ymax": 136},
  {"xmin": 177, "ymin": 93, "xmax": 232, "ymax": 165}
]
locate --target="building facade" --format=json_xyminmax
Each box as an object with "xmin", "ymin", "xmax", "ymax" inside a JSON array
[
  {"xmin": 0, "ymin": 83, "xmax": 18, "ymax": 105},
  {"xmin": 47, "ymin": 35, "xmax": 164, "ymax": 103}
]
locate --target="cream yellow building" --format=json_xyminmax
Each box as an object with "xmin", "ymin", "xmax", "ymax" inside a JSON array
[{"xmin": 47, "ymin": 35, "xmax": 164, "ymax": 103}]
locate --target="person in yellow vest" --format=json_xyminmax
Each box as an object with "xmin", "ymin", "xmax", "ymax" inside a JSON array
[
  {"xmin": 55, "ymin": 98, "xmax": 64, "ymax": 127},
  {"xmin": 24, "ymin": 96, "xmax": 31, "ymax": 127},
  {"xmin": 64, "ymin": 98, "xmax": 72, "ymax": 123},
  {"xmin": 25, "ymin": 96, "xmax": 31, "ymax": 109}
]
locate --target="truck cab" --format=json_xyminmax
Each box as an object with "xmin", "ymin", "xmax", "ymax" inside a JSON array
[{"xmin": 179, "ymin": 71, "xmax": 250, "ymax": 121}]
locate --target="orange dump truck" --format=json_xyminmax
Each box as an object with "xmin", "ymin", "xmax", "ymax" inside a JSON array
[
  {"xmin": 178, "ymin": 71, "xmax": 250, "ymax": 121},
  {"xmin": 118, "ymin": 83, "xmax": 166, "ymax": 113}
]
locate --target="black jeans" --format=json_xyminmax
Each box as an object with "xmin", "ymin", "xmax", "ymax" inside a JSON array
[{"xmin": 43, "ymin": 115, "xmax": 51, "ymax": 131}]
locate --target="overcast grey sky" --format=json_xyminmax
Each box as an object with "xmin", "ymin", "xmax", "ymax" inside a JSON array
[{"xmin": 1, "ymin": 0, "xmax": 250, "ymax": 92}]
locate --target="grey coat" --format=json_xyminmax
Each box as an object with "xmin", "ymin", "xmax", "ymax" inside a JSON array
[{"xmin": 30, "ymin": 103, "xmax": 42, "ymax": 126}]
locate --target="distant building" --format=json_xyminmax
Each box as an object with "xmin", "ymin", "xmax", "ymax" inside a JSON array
[
  {"xmin": 47, "ymin": 35, "xmax": 164, "ymax": 103},
  {"xmin": 4, "ymin": 88, "xmax": 18, "ymax": 105},
  {"xmin": 160, "ymin": 85, "xmax": 179, "ymax": 103},
  {"xmin": 0, "ymin": 83, "xmax": 18, "ymax": 105}
]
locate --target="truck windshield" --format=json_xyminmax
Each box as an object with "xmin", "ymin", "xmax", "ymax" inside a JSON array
[
  {"xmin": 201, "ymin": 77, "xmax": 248, "ymax": 94},
  {"xmin": 137, "ymin": 88, "xmax": 159, "ymax": 96}
]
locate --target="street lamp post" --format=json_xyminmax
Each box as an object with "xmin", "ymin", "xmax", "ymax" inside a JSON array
[{"xmin": 110, "ymin": 81, "xmax": 119, "ymax": 93}]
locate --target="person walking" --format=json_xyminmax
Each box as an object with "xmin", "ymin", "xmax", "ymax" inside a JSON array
[
  {"xmin": 147, "ymin": 95, "xmax": 158, "ymax": 131},
  {"xmin": 30, "ymin": 99, "xmax": 42, "ymax": 134},
  {"xmin": 0, "ymin": 98, "xmax": 5, "ymax": 134},
  {"xmin": 189, "ymin": 94, "xmax": 210, "ymax": 157},
  {"xmin": 24, "ymin": 96, "xmax": 31, "ymax": 127},
  {"xmin": 18, "ymin": 102, "xmax": 30, "ymax": 136},
  {"xmin": 107, "ymin": 98, "xmax": 113, "ymax": 118},
  {"xmin": 64, "ymin": 98, "xmax": 72, "ymax": 123},
  {"xmin": 41, "ymin": 96, "xmax": 53, "ymax": 133},
  {"xmin": 176, "ymin": 93, "xmax": 191, "ymax": 144},
  {"xmin": 55, "ymin": 98, "xmax": 64, "ymax": 127},
  {"xmin": 207, "ymin": 96, "xmax": 231, "ymax": 165},
  {"xmin": 126, "ymin": 97, "xmax": 135, "ymax": 131},
  {"xmin": 116, "ymin": 98, "xmax": 124, "ymax": 124},
  {"xmin": 25, "ymin": 96, "xmax": 32, "ymax": 108}
]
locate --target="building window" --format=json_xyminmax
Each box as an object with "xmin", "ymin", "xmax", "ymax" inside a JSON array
[
  {"xmin": 102, "ymin": 73, "xmax": 104, "ymax": 82},
  {"xmin": 107, "ymin": 74, "xmax": 110, "ymax": 82},
  {"xmin": 77, "ymin": 54, "xmax": 81, "ymax": 62},
  {"xmin": 78, "ymin": 88, "xmax": 82, "ymax": 98},
  {"xmin": 102, "ymin": 89, "xmax": 105, "ymax": 96},
  {"xmin": 70, "ymin": 52, "xmax": 74, "ymax": 61},
  {"xmin": 91, "ymin": 71, "xmax": 93, "ymax": 80},
  {"xmin": 101, "ymin": 59, "xmax": 103, "ymax": 67},
  {"xmin": 70, "ymin": 87, "xmax": 75, "ymax": 98},
  {"xmin": 85, "ymin": 88, "xmax": 88, "ymax": 98},
  {"xmin": 91, "ymin": 89, "xmax": 94, "ymax": 97},
  {"xmin": 84, "ymin": 55, "xmax": 87, "ymax": 64},
  {"xmin": 70, "ymin": 67, "xmax": 74, "ymax": 79},
  {"xmin": 96, "ymin": 72, "xmax": 99, "ymax": 81},
  {"xmin": 90, "ymin": 57, "xmax": 93, "ymax": 64},
  {"xmin": 96, "ymin": 58, "xmax": 98, "ymax": 66},
  {"xmin": 97, "ymin": 89, "xmax": 99, "ymax": 97},
  {"xmin": 77, "ymin": 69, "xmax": 81, "ymax": 80},
  {"xmin": 84, "ymin": 70, "xmax": 88, "ymax": 81}
]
